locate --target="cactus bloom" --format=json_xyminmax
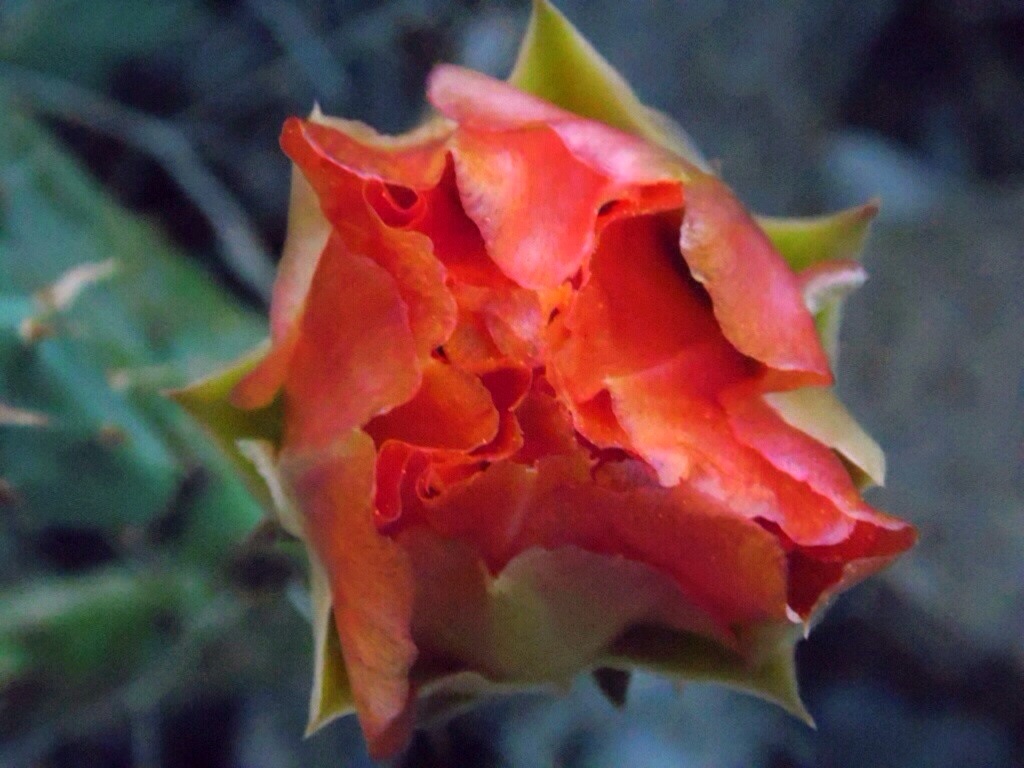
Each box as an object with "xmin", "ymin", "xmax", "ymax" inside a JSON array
[{"xmin": 175, "ymin": 2, "xmax": 914, "ymax": 758}]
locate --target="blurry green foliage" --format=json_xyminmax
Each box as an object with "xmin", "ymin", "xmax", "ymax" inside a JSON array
[
  {"xmin": 0, "ymin": 99, "xmax": 264, "ymax": 546},
  {"xmin": 0, "ymin": 569, "xmax": 202, "ymax": 689},
  {"xmin": 0, "ymin": 0, "xmax": 202, "ymax": 86},
  {"xmin": 0, "ymin": 98, "xmax": 272, "ymax": 741}
]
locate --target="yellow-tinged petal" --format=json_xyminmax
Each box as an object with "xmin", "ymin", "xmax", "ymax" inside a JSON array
[
  {"xmin": 402, "ymin": 532, "xmax": 728, "ymax": 685},
  {"xmin": 764, "ymin": 387, "xmax": 886, "ymax": 488}
]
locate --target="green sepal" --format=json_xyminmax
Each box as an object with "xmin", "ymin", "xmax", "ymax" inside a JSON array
[
  {"xmin": 758, "ymin": 200, "xmax": 879, "ymax": 273},
  {"xmin": 168, "ymin": 344, "xmax": 283, "ymax": 509},
  {"xmin": 305, "ymin": 555, "xmax": 356, "ymax": 734},
  {"xmin": 605, "ymin": 622, "xmax": 811, "ymax": 724},
  {"xmin": 230, "ymin": 438, "xmax": 356, "ymax": 733},
  {"xmin": 509, "ymin": 0, "xmax": 708, "ymax": 169}
]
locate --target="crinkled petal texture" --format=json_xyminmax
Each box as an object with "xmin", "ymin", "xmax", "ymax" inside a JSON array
[{"xmin": 228, "ymin": 65, "xmax": 914, "ymax": 758}]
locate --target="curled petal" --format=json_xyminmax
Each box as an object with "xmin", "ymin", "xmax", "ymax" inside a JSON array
[
  {"xmin": 366, "ymin": 359, "xmax": 499, "ymax": 452},
  {"xmin": 428, "ymin": 65, "xmax": 682, "ymax": 186},
  {"xmin": 679, "ymin": 176, "xmax": 833, "ymax": 390},
  {"xmin": 283, "ymin": 236, "xmax": 420, "ymax": 449},
  {"xmin": 374, "ymin": 441, "xmax": 417, "ymax": 527},
  {"xmin": 558, "ymin": 388, "xmax": 634, "ymax": 451},
  {"xmin": 720, "ymin": 387, "xmax": 906, "ymax": 533},
  {"xmin": 368, "ymin": 227, "xmax": 457, "ymax": 359},
  {"xmin": 451, "ymin": 124, "xmax": 608, "ymax": 289},
  {"xmin": 719, "ymin": 384, "xmax": 914, "ymax": 611},
  {"xmin": 414, "ymin": 162, "xmax": 513, "ymax": 289},
  {"xmin": 607, "ymin": 354, "xmax": 854, "ymax": 546},
  {"xmin": 473, "ymin": 366, "xmax": 533, "ymax": 460},
  {"xmin": 298, "ymin": 108, "xmax": 450, "ymax": 188},
  {"xmin": 443, "ymin": 309, "xmax": 507, "ymax": 373},
  {"xmin": 513, "ymin": 385, "xmax": 579, "ymax": 464},
  {"xmin": 419, "ymin": 455, "xmax": 789, "ymax": 629},
  {"xmin": 281, "ymin": 117, "xmax": 457, "ymax": 358},
  {"xmin": 234, "ymin": 117, "xmax": 454, "ymax": 409},
  {"xmin": 547, "ymin": 212, "xmax": 729, "ymax": 404},
  {"xmin": 429, "ymin": 64, "xmax": 572, "ymax": 131},
  {"xmin": 786, "ymin": 519, "xmax": 916, "ymax": 618},
  {"xmin": 452, "ymin": 283, "xmax": 544, "ymax": 367}
]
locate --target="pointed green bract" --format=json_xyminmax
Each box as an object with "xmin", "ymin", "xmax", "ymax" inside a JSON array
[
  {"xmin": 509, "ymin": 0, "xmax": 708, "ymax": 169},
  {"xmin": 758, "ymin": 200, "xmax": 879, "ymax": 273},
  {"xmin": 168, "ymin": 344, "xmax": 283, "ymax": 508},
  {"xmin": 232, "ymin": 438, "xmax": 357, "ymax": 731},
  {"xmin": 306, "ymin": 555, "xmax": 356, "ymax": 733},
  {"xmin": 607, "ymin": 622, "xmax": 810, "ymax": 724},
  {"xmin": 757, "ymin": 203, "xmax": 886, "ymax": 489}
]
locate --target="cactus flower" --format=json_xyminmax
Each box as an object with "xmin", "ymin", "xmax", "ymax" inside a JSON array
[{"xmin": 173, "ymin": 1, "xmax": 914, "ymax": 758}]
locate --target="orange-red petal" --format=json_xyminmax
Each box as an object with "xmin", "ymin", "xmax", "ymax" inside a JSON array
[
  {"xmin": 282, "ymin": 235, "xmax": 420, "ymax": 448},
  {"xmin": 513, "ymin": 384, "xmax": 579, "ymax": 464},
  {"xmin": 547, "ymin": 212, "xmax": 731, "ymax": 404},
  {"xmin": 418, "ymin": 455, "xmax": 789, "ymax": 628},
  {"xmin": 720, "ymin": 386, "xmax": 912, "ymax": 531},
  {"xmin": 786, "ymin": 520, "xmax": 917, "ymax": 617},
  {"xmin": 233, "ymin": 116, "xmax": 453, "ymax": 409},
  {"xmin": 679, "ymin": 176, "xmax": 833, "ymax": 390},
  {"xmin": 281, "ymin": 118, "xmax": 457, "ymax": 358},
  {"xmin": 365, "ymin": 358, "xmax": 499, "ymax": 452},
  {"xmin": 451, "ymin": 124, "xmax": 608, "ymax": 289},
  {"xmin": 286, "ymin": 113, "xmax": 450, "ymax": 188},
  {"xmin": 606, "ymin": 353, "xmax": 854, "ymax": 546},
  {"xmin": 427, "ymin": 65, "xmax": 681, "ymax": 186},
  {"xmin": 282, "ymin": 431, "xmax": 416, "ymax": 758}
]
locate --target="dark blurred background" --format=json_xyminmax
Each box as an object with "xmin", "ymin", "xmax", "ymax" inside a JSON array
[{"xmin": 0, "ymin": 1, "xmax": 1022, "ymax": 766}]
